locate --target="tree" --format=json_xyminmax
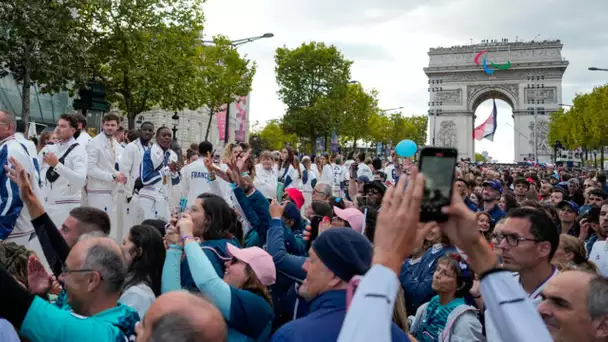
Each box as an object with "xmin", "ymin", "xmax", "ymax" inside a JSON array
[
  {"xmin": 0, "ymin": 0, "xmax": 92, "ymax": 133},
  {"xmin": 200, "ymin": 36, "xmax": 256, "ymax": 140},
  {"xmin": 256, "ymin": 119, "xmax": 298, "ymax": 151},
  {"xmin": 275, "ymin": 42, "xmax": 352, "ymax": 154},
  {"xmin": 81, "ymin": 0, "xmax": 208, "ymax": 129},
  {"xmin": 339, "ymin": 83, "xmax": 379, "ymax": 149},
  {"xmin": 369, "ymin": 112, "xmax": 428, "ymax": 147},
  {"xmin": 475, "ymin": 153, "xmax": 488, "ymax": 162}
]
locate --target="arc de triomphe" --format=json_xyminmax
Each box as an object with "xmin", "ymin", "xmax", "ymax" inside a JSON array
[{"xmin": 424, "ymin": 40, "xmax": 568, "ymax": 162}]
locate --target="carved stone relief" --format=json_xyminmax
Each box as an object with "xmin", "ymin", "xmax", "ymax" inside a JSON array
[
  {"xmin": 437, "ymin": 120, "xmax": 458, "ymax": 147},
  {"xmin": 528, "ymin": 119, "xmax": 550, "ymax": 154},
  {"xmin": 436, "ymin": 89, "xmax": 462, "ymax": 105},
  {"xmin": 525, "ymin": 88, "xmax": 557, "ymax": 103}
]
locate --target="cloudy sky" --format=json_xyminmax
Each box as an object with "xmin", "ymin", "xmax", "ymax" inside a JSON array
[{"xmin": 202, "ymin": 0, "xmax": 608, "ymax": 162}]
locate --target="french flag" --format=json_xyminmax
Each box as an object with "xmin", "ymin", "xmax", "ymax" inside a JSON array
[{"xmin": 473, "ymin": 99, "xmax": 498, "ymax": 141}]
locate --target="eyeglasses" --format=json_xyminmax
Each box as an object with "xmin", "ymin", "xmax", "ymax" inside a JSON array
[
  {"xmin": 61, "ymin": 265, "xmax": 103, "ymax": 279},
  {"xmin": 491, "ymin": 233, "xmax": 538, "ymax": 247}
]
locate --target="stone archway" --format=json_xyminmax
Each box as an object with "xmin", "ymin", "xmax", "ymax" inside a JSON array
[{"xmin": 424, "ymin": 40, "xmax": 568, "ymax": 162}]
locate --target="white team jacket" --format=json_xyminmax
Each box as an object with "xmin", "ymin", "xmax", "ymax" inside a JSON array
[
  {"xmin": 139, "ymin": 143, "xmax": 180, "ymax": 203},
  {"xmin": 86, "ymin": 133, "xmax": 119, "ymax": 193},
  {"xmin": 39, "ymin": 138, "xmax": 87, "ymax": 205},
  {"xmin": 119, "ymin": 139, "xmax": 150, "ymax": 197},
  {"xmin": 76, "ymin": 130, "xmax": 92, "ymax": 147},
  {"xmin": 0, "ymin": 136, "xmax": 42, "ymax": 240}
]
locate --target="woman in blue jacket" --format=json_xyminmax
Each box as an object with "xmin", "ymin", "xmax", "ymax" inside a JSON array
[
  {"xmin": 178, "ymin": 193, "xmax": 242, "ymax": 291},
  {"xmin": 400, "ymin": 224, "xmax": 456, "ymax": 315},
  {"xmin": 163, "ymin": 213, "xmax": 275, "ymax": 341}
]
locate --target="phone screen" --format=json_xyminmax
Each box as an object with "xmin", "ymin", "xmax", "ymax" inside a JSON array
[
  {"xmin": 421, "ymin": 156, "xmax": 456, "ymax": 207},
  {"xmin": 419, "ymin": 148, "xmax": 457, "ymax": 221}
]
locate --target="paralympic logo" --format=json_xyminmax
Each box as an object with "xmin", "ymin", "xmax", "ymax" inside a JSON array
[{"xmin": 474, "ymin": 50, "xmax": 512, "ymax": 75}]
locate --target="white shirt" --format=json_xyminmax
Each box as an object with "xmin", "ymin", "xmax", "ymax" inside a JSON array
[
  {"xmin": 14, "ymin": 132, "xmax": 37, "ymax": 157},
  {"xmin": 590, "ymin": 240, "xmax": 608, "ymax": 277},
  {"xmin": 0, "ymin": 319, "xmax": 19, "ymax": 342},
  {"xmin": 76, "ymin": 130, "xmax": 92, "ymax": 146},
  {"xmin": 343, "ymin": 159, "xmax": 355, "ymax": 181},
  {"xmin": 181, "ymin": 159, "xmax": 225, "ymax": 207},
  {"xmin": 384, "ymin": 164, "xmax": 396, "ymax": 185},
  {"xmin": 319, "ymin": 164, "xmax": 334, "ymax": 187},
  {"xmin": 40, "ymin": 138, "xmax": 87, "ymax": 204},
  {"xmin": 357, "ymin": 163, "xmax": 373, "ymax": 180},
  {"xmin": 484, "ymin": 267, "xmax": 558, "ymax": 342},
  {"xmin": 119, "ymin": 283, "xmax": 156, "ymax": 319},
  {"xmin": 119, "ymin": 139, "xmax": 150, "ymax": 197},
  {"xmin": 254, "ymin": 163, "xmax": 278, "ymax": 199}
]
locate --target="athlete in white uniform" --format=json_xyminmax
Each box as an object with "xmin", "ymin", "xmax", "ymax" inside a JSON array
[
  {"xmin": 0, "ymin": 110, "xmax": 47, "ymax": 268},
  {"xmin": 119, "ymin": 122, "xmax": 154, "ymax": 236},
  {"xmin": 39, "ymin": 114, "xmax": 87, "ymax": 228},
  {"xmin": 139, "ymin": 127, "xmax": 180, "ymax": 221},
  {"xmin": 85, "ymin": 114, "xmax": 127, "ymax": 239},
  {"xmin": 180, "ymin": 141, "xmax": 225, "ymax": 208}
]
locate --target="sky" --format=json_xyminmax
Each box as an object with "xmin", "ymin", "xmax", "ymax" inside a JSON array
[{"xmin": 201, "ymin": 0, "xmax": 608, "ymax": 162}]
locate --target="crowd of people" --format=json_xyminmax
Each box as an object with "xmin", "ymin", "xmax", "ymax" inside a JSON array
[{"xmin": 1, "ymin": 109, "xmax": 608, "ymax": 342}]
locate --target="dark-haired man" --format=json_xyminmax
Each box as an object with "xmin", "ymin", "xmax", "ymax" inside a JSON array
[
  {"xmin": 513, "ymin": 177, "xmax": 530, "ymax": 203},
  {"xmin": 40, "ymin": 114, "xmax": 87, "ymax": 228},
  {"xmin": 482, "ymin": 180, "xmax": 506, "ymax": 223},
  {"xmin": 138, "ymin": 126, "xmax": 179, "ymax": 221},
  {"xmin": 180, "ymin": 141, "xmax": 225, "ymax": 208},
  {"xmin": 485, "ymin": 207, "xmax": 560, "ymax": 342},
  {"xmin": 72, "ymin": 113, "xmax": 91, "ymax": 146},
  {"xmin": 86, "ymin": 114, "xmax": 126, "ymax": 238},
  {"xmin": 119, "ymin": 121, "xmax": 154, "ymax": 237}
]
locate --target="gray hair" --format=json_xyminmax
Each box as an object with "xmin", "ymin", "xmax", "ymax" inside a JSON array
[
  {"xmin": 78, "ymin": 231, "xmax": 108, "ymax": 242},
  {"xmin": 588, "ymin": 276, "xmax": 608, "ymax": 319},
  {"xmin": 0, "ymin": 110, "xmax": 15, "ymax": 125},
  {"xmin": 149, "ymin": 314, "xmax": 202, "ymax": 342},
  {"xmin": 316, "ymin": 183, "xmax": 332, "ymax": 199},
  {"xmin": 82, "ymin": 244, "xmax": 126, "ymax": 294},
  {"xmin": 568, "ymin": 178, "xmax": 580, "ymax": 185}
]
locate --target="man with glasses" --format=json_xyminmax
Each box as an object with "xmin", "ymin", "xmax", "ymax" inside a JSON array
[
  {"xmin": 0, "ymin": 236, "xmax": 140, "ymax": 341},
  {"xmin": 485, "ymin": 207, "xmax": 560, "ymax": 342}
]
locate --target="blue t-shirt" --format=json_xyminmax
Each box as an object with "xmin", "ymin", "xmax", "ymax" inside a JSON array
[{"xmin": 21, "ymin": 296, "xmax": 139, "ymax": 342}]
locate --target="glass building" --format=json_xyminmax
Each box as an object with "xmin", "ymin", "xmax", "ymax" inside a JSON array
[{"xmin": 0, "ymin": 75, "xmax": 75, "ymax": 132}]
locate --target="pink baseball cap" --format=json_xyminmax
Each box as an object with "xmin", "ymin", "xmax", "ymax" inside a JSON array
[
  {"xmin": 226, "ymin": 244, "xmax": 276, "ymax": 286},
  {"xmin": 333, "ymin": 207, "xmax": 364, "ymax": 233}
]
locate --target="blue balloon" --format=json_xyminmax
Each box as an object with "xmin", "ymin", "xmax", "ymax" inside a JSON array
[{"xmin": 395, "ymin": 139, "xmax": 417, "ymax": 158}]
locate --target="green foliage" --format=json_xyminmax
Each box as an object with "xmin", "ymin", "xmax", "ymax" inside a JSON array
[
  {"xmin": 81, "ymin": 0, "xmax": 208, "ymax": 129},
  {"xmin": 369, "ymin": 112, "xmax": 428, "ymax": 147},
  {"xmin": 275, "ymin": 42, "xmax": 352, "ymax": 153},
  {"xmin": 549, "ymin": 85, "xmax": 608, "ymax": 151},
  {"xmin": 0, "ymin": 0, "xmax": 92, "ymax": 131},
  {"xmin": 257, "ymin": 119, "xmax": 298, "ymax": 151},
  {"xmin": 475, "ymin": 153, "xmax": 488, "ymax": 162},
  {"xmin": 339, "ymin": 83, "xmax": 379, "ymax": 148},
  {"xmin": 200, "ymin": 35, "xmax": 256, "ymax": 140}
]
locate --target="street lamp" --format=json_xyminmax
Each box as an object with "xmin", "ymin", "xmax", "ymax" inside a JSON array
[
  {"xmin": 200, "ymin": 32, "xmax": 274, "ymax": 145},
  {"xmin": 171, "ymin": 112, "xmax": 179, "ymax": 141},
  {"xmin": 589, "ymin": 67, "xmax": 608, "ymax": 72}
]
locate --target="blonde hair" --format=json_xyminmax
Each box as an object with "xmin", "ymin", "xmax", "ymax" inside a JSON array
[
  {"xmin": 222, "ymin": 142, "xmax": 238, "ymax": 162},
  {"xmin": 259, "ymin": 150, "xmax": 273, "ymax": 161},
  {"xmin": 555, "ymin": 234, "xmax": 599, "ymax": 274},
  {"xmin": 393, "ymin": 287, "xmax": 409, "ymax": 333}
]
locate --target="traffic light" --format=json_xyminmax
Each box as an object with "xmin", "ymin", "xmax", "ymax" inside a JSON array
[{"xmin": 73, "ymin": 82, "xmax": 110, "ymax": 113}]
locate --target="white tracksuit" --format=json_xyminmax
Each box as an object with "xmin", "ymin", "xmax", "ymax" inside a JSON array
[
  {"xmin": 86, "ymin": 134, "xmax": 120, "ymax": 238},
  {"xmin": 119, "ymin": 139, "xmax": 150, "ymax": 237},
  {"xmin": 113, "ymin": 143, "xmax": 126, "ymax": 239},
  {"xmin": 0, "ymin": 135, "xmax": 48, "ymax": 269},
  {"xmin": 77, "ymin": 130, "xmax": 92, "ymax": 205},
  {"xmin": 253, "ymin": 164, "xmax": 278, "ymax": 200},
  {"xmin": 39, "ymin": 138, "xmax": 87, "ymax": 228},
  {"xmin": 138, "ymin": 144, "xmax": 180, "ymax": 221},
  {"xmin": 180, "ymin": 159, "xmax": 225, "ymax": 208}
]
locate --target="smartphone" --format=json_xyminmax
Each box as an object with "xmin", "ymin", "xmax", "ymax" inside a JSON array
[
  {"xmin": 350, "ymin": 162, "xmax": 358, "ymax": 179},
  {"xmin": 418, "ymin": 147, "xmax": 458, "ymax": 222},
  {"xmin": 276, "ymin": 181, "xmax": 285, "ymax": 200}
]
